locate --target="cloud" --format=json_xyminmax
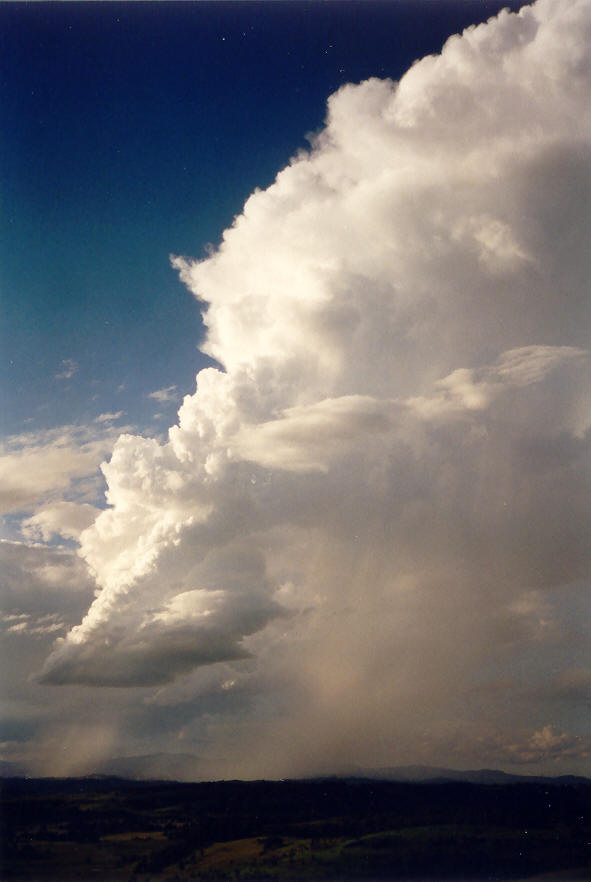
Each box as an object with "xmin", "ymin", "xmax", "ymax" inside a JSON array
[
  {"xmin": 37, "ymin": 0, "xmax": 591, "ymax": 774},
  {"xmin": 21, "ymin": 501, "xmax": 100, "ymax": 543},
  {"xmin": 0, "ymin": 424, "xmax": 126, "ymax": 515},
  {"xmin": 148, "ymin": 385, "xmax": 178, "ymax": 403},
  {"xmin": 0, "ymin": 540, "xmax": 95, "ymax": 624},
  {"xmin": 39, "ymin": 540, "xmax": 283, "ymax": 687},
  {"xmin": 407, "ymin": 345, "xmax": 588, "ymax": 421},
  {"xmin": 1, "ymin": 612, "xmax": 65, "ymax": 638},
  {"xmin": 55, "ymin": 359, "xmax": 78, "ymax": 381},
  {"xmin": 503, "ymin": 726, "xmax": 591, "ymax": 765},
  {"xmin": 94, "ymin": 411, "xmax": 124, "ymax": 424},
  {"xmin": 233, "ymin": 395, "xmax": 394, "ymax": 473}
]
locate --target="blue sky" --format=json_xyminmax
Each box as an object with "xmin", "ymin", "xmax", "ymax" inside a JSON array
[
  {"xmin": 3, "ymin": 0, "xmax": 591, "ymax": 781},
  {"xmin": 1, "ymin": 0, "xmax": 524, "ymax": 437}
]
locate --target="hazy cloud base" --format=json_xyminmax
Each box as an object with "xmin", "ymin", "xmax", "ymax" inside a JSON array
[{"xmin": 30, "ymin": 0, "xmax": 591, "ymax": 776}]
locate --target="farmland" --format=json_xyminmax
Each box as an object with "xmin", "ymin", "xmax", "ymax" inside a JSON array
[{"xmin": 2, "ymin": 775, "xmax": 591, "ymax": 880}]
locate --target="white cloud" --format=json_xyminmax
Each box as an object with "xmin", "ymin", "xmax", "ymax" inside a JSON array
[
  {"xmin": 21, "ymin": 501, "xmax": 100, "ymax": 543},
  {"xmin": 36, "ymin": 0, "xmax": 591, "ymax": 775},
  {"xmin": 0, "ymin": 424, "xmax": 127, "ymax": 515},
  {"xmin": 94, "ymin": 411, "xmax": 124, "ymax": 424},
  {"xmin": 148, "ymin": 385, "xmax": 178, "ymax": 403}
]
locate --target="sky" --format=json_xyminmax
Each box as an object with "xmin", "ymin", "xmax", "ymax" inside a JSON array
[{"xmin": 2, "ymin": 0, "xmax": 591, "ymax": 781}]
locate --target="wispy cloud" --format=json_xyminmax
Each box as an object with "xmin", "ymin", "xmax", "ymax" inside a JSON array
[
  {"xmin": 2, "ymin": 612, "xmax": 65, "ymax": 638},
  {"xmin": 148, "ymin": 385, "xmax": 178, "ymax": 403},
  {"xmin": 94, "ymin": 411, "xmax": 124, "ymax": 424},
  {"xmin": 55, "ymin": 359, "xmax": 78, "ymax": 381}
]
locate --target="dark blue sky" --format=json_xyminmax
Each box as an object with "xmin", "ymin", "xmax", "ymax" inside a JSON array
[{"xmin": 1, "ymin": 1, "xmax": 526, "ymax": 436}]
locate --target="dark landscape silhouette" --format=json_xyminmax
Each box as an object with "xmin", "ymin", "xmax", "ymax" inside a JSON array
[{"xmin": 2, "ymin": 770, "xmax": 591, "ymax": 880}]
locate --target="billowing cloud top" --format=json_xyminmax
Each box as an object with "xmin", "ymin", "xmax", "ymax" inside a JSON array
[{"xmin": 38, "ymin": 0, "xmax": 591, "ymax": 774}]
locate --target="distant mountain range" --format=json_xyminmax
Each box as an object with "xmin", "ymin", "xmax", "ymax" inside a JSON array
[
  {"xmin": 345, "ymin": 764, "xmax": 590, "ymax": 786},
  {"xmin": 1, "ymin": 754, "xmax": 588, "ymax": 785}
]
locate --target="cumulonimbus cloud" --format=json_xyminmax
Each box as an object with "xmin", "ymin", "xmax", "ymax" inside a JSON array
[{"xmin": 38, "ymin": 0, "xmax": 591, "ymax": 772}]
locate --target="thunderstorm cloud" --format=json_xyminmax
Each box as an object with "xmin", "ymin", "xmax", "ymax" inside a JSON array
[{"xmin": 36, "ymin": 0, "xmax": 591, "ymax": 776}]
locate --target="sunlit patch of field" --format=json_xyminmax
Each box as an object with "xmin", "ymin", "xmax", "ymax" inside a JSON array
[
  {"xmin": 101, "ymin": 829, "xmax": 167, "ymax": 842},
  {"xmin": 162, "ymin": 835, "xmax": 346, "ymax": 879},
  {"xmin": 201, "ymin": 835, "xmax": 267, "ymax": 867}
]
